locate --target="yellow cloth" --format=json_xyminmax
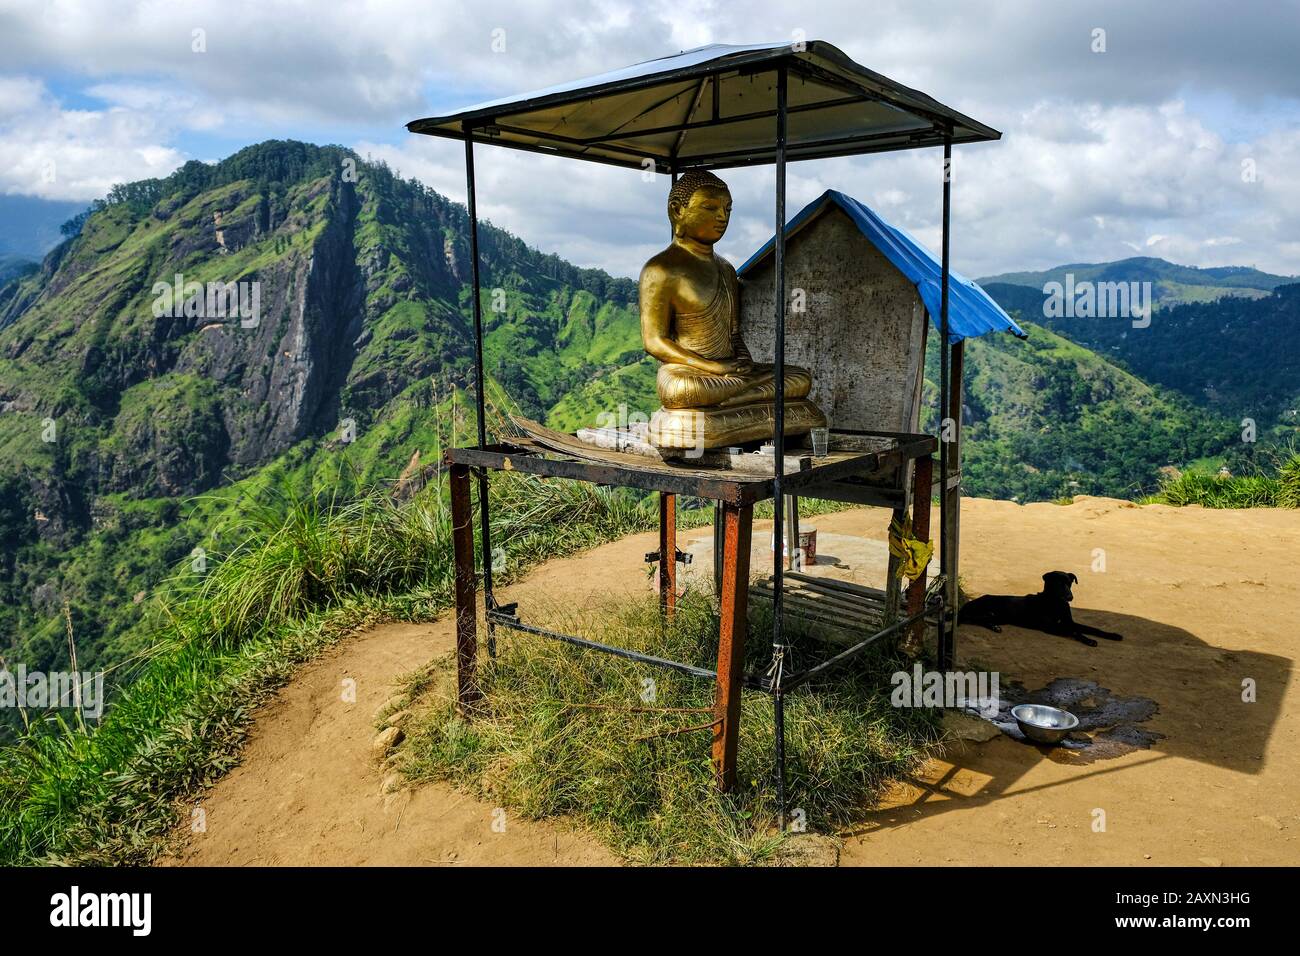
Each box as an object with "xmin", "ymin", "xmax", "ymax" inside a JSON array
[{"xmin": 888, "ymin": 515, "xmax": 934, "ymax": 580}]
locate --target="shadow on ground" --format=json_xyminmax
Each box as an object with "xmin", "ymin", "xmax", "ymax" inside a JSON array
[{"xmin": 842, "ymin": 607, "xmax": 1288, "ymax": 837}]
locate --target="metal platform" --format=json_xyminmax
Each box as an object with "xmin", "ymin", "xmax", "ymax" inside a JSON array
[
  {"xmin": 447, "ymin": 428, "xmax": 934, "ymax": 507},
  {"xmin": 447, "ymin": 436, "xmax": 939, "ymax": 795}
]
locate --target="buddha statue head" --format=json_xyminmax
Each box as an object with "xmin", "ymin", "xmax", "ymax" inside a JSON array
[{"xmin": 667, "ymin": 170, "xmax": 733, "ymax": 245}]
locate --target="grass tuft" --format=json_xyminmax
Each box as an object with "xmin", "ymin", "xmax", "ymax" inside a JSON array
[
  {"xmin": 1147, "ymin": 451, "xmax": 1300, "ymax": 508},
  {"xmin": 394, "ymin": 593, "xmax": 941, "ymax": 865}
]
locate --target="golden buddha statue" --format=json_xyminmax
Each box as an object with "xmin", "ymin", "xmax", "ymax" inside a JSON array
[{"xmin": 640, "ymin": 170, "xmax": 826, "ymax": 451}]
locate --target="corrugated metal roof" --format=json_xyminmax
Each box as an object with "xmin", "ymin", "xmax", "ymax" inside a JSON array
[
  {"xmin": 407, "ymin": 41, "xmax": 999, "ymax": 172},
  {"xmin": 739, "ymin": 189, "xmax": 1027, "ymax": 343}
]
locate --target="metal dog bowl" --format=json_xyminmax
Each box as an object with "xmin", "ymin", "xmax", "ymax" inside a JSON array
[{"xmin": 1011, "ymin": 703, "xmax": 1079, "ymax": 744}]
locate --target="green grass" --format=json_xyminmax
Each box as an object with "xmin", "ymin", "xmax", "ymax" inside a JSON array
[
  {"xmin": 392, "ymin": 593, "xmax": 941, "ymax": 865},
  {"xmin": 1146, "ymin": 450, "xmax": 1300, "ymax": 508}
]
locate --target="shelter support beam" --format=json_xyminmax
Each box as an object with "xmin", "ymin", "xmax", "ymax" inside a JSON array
[
  {"xmin": 770, "ymin": 59, "xmax": 789, "ymax": 828},
  {"xmin": 450, "ymin": 463, "xmax": 482, "ymax": 715},
  {"xmin": 658, "ymin": 492, "xmax": 677, "ymax": 618},
  {"xmin": 464, "ymin": 126, "xmax": 496, "ymax": 656},
  {"xmin": 712, "ymin": 501, "xmax": 753, "ymax": 791},
  {"xmin": 785, "ymin": 495, "xmax": 800, "ymax": 570},
  {"xmin": 937, "ymin": 137, "xmax": 954, "ymax": 671},
  {"xmin": 946, "ymin": 340, "xmax": 964, "ymax": 667}
]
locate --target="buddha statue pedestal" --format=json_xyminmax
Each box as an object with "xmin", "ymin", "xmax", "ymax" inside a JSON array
[
  {"xmin": 649, "ymin": 399, "xmax": 826, "ymax": 451},
  {"xmin": 638, "ymin": 169, "xmax": 828, "ymax": 455}
]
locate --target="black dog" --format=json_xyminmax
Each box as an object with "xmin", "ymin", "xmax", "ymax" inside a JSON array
[{"xmin": 958, "ymin": 571, "xmax": 1123, "ymax": 647}]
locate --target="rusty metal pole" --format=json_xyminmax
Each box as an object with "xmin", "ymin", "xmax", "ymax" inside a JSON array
[
  {"xmin": 450, "ymin": 462, "xmax": 481, "ymax": 714},
  {"xmin": 659, "ymin": 492, "xmax": 677, "ymax": 619},
  {"xmin": 712, "ymin": 501, "xmax": 753, "ymax": 791}
]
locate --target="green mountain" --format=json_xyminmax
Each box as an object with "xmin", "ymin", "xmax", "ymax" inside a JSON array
[
  {"xmin": 0, "ymin": 141, "xmax": 640, "ymax": 726},
  {"xmin": 982, "ymin": 276, "xmax": 1300, "ymax": 437},
  {"xmin": 0, "ymin": 195, "xmax": 88, "ymax": 260},
  {"xmin": 935, "ymin": 321, "xmax": 1233, "ymax": 502},
  {"xmin": 0, "ymin": 256, "xmax": 37, "ymax": 290},
  {"xmin": 979, "ymin": 256, "xmax": 1295, "ymax": 307}
]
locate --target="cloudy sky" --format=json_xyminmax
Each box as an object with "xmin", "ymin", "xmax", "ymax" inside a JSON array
[{"xmin": 1, "ymin": 0, "xmax": 1297, "ymax": 279}]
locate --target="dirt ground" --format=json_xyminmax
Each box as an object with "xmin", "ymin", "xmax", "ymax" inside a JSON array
[{"xmin": 169, "ymin": 497, "xmax": 1300, "ymax": 866}]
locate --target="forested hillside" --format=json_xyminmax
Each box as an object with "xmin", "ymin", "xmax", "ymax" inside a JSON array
[
  {"xmin": 983, "ymin": 281, "xmax": 1300, "ymax": 435},
  {"xmin": 0, "ymin": 141, "xmax": 640, "ymax": 730}
]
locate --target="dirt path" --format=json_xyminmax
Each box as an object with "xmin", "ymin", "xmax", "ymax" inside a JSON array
[
  {"xmin": 168, "ymin": 530, "xmax": 663, "ymax": 866},
  {"xmin": 171, "ymin": 498, "xmax": 1300, "ymax": 866}
]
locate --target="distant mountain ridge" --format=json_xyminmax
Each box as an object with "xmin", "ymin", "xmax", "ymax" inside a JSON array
[
  {"xmin": 0, "ymin": 195, "xmax": 88, "ymax": 259},
  {"xmin": 980, "ymin": 271, "xmax": 1300, "ymax": 432},
  {"xmin": 0, "ymin": 255, "xmax": 37, "ymax": 292},
  {"xmin": 979, "ymin": 255, "xmax": 1295, "ymax": 307}
]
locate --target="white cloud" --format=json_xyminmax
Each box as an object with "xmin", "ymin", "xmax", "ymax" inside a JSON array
[
  {"xmin": 364, "ymin": 97, "xmax": 1300, "ymax": 279},
  {"xmin": 0, "ymin": 76, "xmax": 46, "ymax": 118},
  {"xmin": 0, "ymin": 75, "xmax": 185, "ymax": 200},
  {"xmin": 0, "ymin": 0, "xmax": 1295, "ymax": 275},
  {"xmin": 2, "ymin": 0, "xmax": 1296, "ymax": 130}
]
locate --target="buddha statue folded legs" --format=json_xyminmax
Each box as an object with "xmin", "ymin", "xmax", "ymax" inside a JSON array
[
  {"xmin": 657, "ymin": 361, "xmax": 814, "ymax": 409},
  {"xmin": 638, "ymin": 169, "xmax": 827, "ymax": 452},
  {"xmin": 651, "ymin": 360, "xmax": 825, "ymax": 451}
]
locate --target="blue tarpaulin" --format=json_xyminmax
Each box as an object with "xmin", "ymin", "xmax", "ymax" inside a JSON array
[{"xmin": 739, "ymin": 189, "xmax": 1026, "ymax": 343}]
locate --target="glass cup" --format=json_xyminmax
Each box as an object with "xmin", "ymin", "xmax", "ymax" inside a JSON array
[{"xmin": 810, "ymin": 426, "xmax": 830, "ymax": 458}]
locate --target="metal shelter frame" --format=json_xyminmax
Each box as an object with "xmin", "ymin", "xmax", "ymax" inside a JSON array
[{"xmin": 409, "ymin": 41, "xmax": 999, "ymax": 827}]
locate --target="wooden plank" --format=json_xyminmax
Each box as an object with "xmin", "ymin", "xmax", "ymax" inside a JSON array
[
  {"xmin": 753, "ymin": 577, "xmax": 885, "ymax": 614},
  {"xmin": 787, "ymin": 571, "xmax": 888, "ymax": 602},
  {"xmin": 513, "ymin": 415, "xmax": 669, "ymax": 469},
  {"xmin": 447, "ymin": 444, "xmax": 749, "ymax": 503},
  {"xmin": 457, "ymin": 424, "xmax": 935, "ymax": 507},
  {"xmin": 752, "ymin": 600, "xmax": 862, "ymax": 637},
  {"xmin": 575, "ymin": 424, "xmax": 661, "ymax": 458},
  {"xmin": 752, "ymin": 574, "xmax": 890, "ymax": 616},
  {"xmin": 779, "ymin": 449, "xmax": 902, "ymax": 493},
  {"xmin": 697, "ymin": 448, "xmax": 812, "ymax": 476},
  {"xmin": 752, "ymin": 588, "xmax": 886, "ymax": 631},
  {"xmin": 512, "ymin": 415, "xmax": 829, "ymax": 481},
  {"xmin": 794, "ymin": 480, "xmax": 906, "ymax": 509},
  {"xmin": 751, "ymin": 583, "xmax": 873, "ymax": 619},
  {"xmin": 749, "ymin": 589, "xmax": 883, "ymax": 640},
  {"xmin": 792, "ymin": 432, "xmax": 898, "ymax": 454}
]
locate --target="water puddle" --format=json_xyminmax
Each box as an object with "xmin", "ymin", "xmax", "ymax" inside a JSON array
[{"xmin": 962, "ymin": 677, "xmax": 1164, "ymax": 761}]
